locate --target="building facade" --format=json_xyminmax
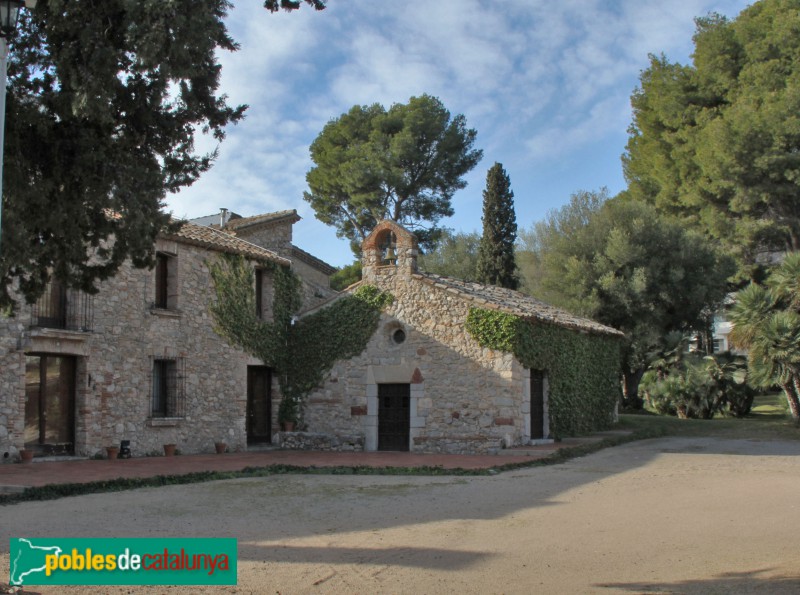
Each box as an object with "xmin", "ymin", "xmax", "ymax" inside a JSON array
[
  {"xmin": 0, "ymin": 211, "xmax": 334, "ymax": 461},
  {"xmin": 296, "ymin": 221, "xmax": 623, "ymax": 454}
]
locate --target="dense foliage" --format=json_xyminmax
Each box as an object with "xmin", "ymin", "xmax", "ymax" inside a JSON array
[
  {"xmin": 476, "ymin": 163, "xmax": 519, "ymax": 289},
  {"xmin": 304, "ymin": 94, "xmax": 483, "ymax": 252},
  {"xmin": 623, "ymin": 0, "xmax": 800, "ymax": 280},
  {"xmin": 0, "ymin": 1, "xmax": 323, "ymax": 310},
  {"xmin": 209, "ymin": 254, "xmax": 391, "ymax": 424},
  {"xmin": 641, "ymin": 334, "xmax": 754, "ymax": 419},
  {"xmin": 417, "ymin": 231, "xmax": 480, "ymax": 281},
  {"xmin": 730, "ymin": 252, "xmax": 800, "ymax": 421},
  {"xmin": 519, "ymin": 190, "xmax": 734, "ymax": 406},
  {"xmin": 465, "ymin": 308, "xmax": 622, "ymax": 437},
  {"xmin": 285, "ymin": 285, "xmax": 393, "ymax": 421},
  {"xmin": 330, "ymin": 261, "xmax": 362, "ymax": 291}
]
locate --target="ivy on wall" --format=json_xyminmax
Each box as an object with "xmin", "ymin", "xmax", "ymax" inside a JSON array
[
  {"xmin": 285, "ymin": 285, "xmax": 393, "ymax": 410},
  {"xmin": 209, "ymin": 254, "xmax": 391, "ymax": 424},
  {"xmin": 465, "ymin": 307, "xmax": 622, "ymax": 437}
]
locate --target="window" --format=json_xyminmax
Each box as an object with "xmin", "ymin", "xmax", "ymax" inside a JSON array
[
  {"xmin": 154, "ymin": 252, "xmax": 177, "ymax": 310},
  {"xmin": 255, "ymin": 268, "xmax": 274, "ymax": 321},
  {"xmin": 151, "ymin": 358, "xmax": 185, "ymax": 417}
]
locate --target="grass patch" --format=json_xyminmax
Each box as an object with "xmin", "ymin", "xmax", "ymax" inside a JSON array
[{"xmin": 618, "ymin": 393, "xmax": 799, "ymax": 441}]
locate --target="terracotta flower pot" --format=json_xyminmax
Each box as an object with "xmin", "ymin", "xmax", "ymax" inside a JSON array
[
  {"xmin": 20, "ymin": 450, "xmax": 34, "ymax": 464},
  {"xmin": 281, "ymin": 421, "xmax": 295, "ymax": 432},
  {"xmin": 106, "ymin": 446, "xmax": 119, "ymax": 460},
  {"xmin": 214, "ymin": 442, "xmax": 227, "ymax": 454},
  {"xmin": 163, "ymin": 444, "xmax": 177, "ymax": 457}
]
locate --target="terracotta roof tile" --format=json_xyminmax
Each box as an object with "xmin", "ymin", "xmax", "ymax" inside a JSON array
[
  {"xmin": 415, "ymin": 272, "xmax": 624, "ymax": 337},
  {"xmin": 224, "ymin": 209, "xmax": 300, "ymax": 231},
  {"xmin": 164, "ymin": 222, "xmax": 290, "ymax": 265}
]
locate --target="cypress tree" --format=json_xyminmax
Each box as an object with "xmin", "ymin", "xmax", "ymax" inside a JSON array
[{"xmin": 476, "ymin": 163, "xmax": 518, "ymax": 289}]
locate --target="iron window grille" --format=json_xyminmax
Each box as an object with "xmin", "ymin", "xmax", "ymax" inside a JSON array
[
  {"xmin": 31, "ymin": 280, "xmax": 94, "ymax": 332},
  {"xmin": 150, "ymin": 357, "xmax": 186, "ymax": 418}
]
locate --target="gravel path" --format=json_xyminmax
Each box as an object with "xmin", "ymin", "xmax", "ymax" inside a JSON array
[{"xmin": 2, "ymin": 436, "xmax": 800, "ymax": 594}]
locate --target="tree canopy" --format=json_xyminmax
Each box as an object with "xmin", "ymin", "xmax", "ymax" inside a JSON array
[
  {"xmin": 520, "ymin": 189, "xmax": 734, "ymax": 406},
  {"xmin": 304, "ymin": 94, "xmax": 483, "ymax": 253},
  {"xmin": 0, "ymin": 0, "xmax": 323, "ymax": 309},
  {"xmin": 476, "ymin": 163, "xmax": 518, "ymax": 289},
  {"xmin": 623, "ymin": 0, "xmax": 800, "ymax": 280},
  {"xmin": 417, "ymin": 231, "xmax": 481, "ymax": 282}
]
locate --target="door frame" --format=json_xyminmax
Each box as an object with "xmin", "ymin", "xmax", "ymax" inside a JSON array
[
  {"xmin": 377, "ymin": 383, "xmax": 411, "ymax": 451},
  {"xmin": 246, "ymin": 366, "xmax": 272, "ymax": 444},
  {"xmin": 24, "ymin": 354, "xmax": 76, "ymax": 455}
]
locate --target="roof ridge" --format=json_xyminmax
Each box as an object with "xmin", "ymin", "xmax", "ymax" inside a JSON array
[{"xmin": 415, "ymin": 271, "xmax": 622, "ymax": 337}]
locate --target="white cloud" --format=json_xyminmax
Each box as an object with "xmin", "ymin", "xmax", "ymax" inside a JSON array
[{"xmin": 167, "ymin": 0, "xmax": 754, "ymax": 265}]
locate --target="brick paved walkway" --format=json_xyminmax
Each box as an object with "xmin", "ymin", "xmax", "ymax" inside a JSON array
[{"xmin": 0, "ymin": 433, "xmax": 628, "ymax": 493}]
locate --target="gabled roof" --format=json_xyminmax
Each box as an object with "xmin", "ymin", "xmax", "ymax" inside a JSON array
[
  {"xmin": 223, "ymin": 209, "xmax": 301, "ymax": 231},
  {"xmin": 291, "ymin": 245, "xmax": 337, "ymax": 275},
  {"xmin": 164, "ymin": 222, "xmax": 290, "ymax": 266},
  {"xmin": 415, "ymin": 272, "xmax": 623, "ymax": 337},
  {"xmin": 302, "ymin": 272, "xmax": 622, "ymax": 337}
]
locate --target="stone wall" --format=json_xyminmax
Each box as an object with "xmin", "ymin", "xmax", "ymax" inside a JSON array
[
  {"xmin": 303, "ymin": 264, "xmax": 531, "ymax": 454},
  {"xmin": 0, "ymin": 242, "xmax": 280, "ymax": 461},
  {"xmin": 273, "ymin": 431, "xmax": 364, "ymax": 451},
  {"xmin": 235, "ymin": 221, "xmax": 293, "ymax": 258},
  {"xmin": 0, "ymin": 312, "xmax": 27, "ymax": 461}
]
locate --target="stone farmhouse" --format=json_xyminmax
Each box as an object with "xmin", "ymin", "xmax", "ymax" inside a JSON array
[
  {"xmin": 296, "ymin": 221, "xmax": 624, "ymax": 454},
  {"xmin": 1, "ymin": 212, "xmax": 623, "ymax": 461},
  {"xmin": 0, "ymin": 210, "xmax": 335, "ymax": 461}
]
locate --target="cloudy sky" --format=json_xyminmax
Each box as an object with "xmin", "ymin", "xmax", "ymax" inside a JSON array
[{"xmin": 169, "ymin": 0, "xmax": 753, "ymax": 268}]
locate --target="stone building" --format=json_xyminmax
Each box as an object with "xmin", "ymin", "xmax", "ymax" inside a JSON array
[
  {"xmin": 0, "ymin": 211, "xmax": 335, "ymax": 461},
  {"xmin": 297, "ymin": 220, "xmax": 623, "ymax": 454}
]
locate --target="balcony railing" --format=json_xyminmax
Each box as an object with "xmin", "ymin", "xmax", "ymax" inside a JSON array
[{"xmin": 31, "ymin": 282, "xmax": 94, "ymax": 332}]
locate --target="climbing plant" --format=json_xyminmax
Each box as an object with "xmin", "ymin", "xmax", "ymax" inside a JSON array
[
  {"xmin": 465, "ymin": 307, "xmax": 622, "ymax": 437},
  {"xmin": 285, "ymin": 285, "xmax": 393, "ymax": 413},
  {"xmin": 209, "ymin": 254, "xmax": 392, "ymax": 425}
]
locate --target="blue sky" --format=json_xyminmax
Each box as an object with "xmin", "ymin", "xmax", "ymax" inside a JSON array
[{"xmin": 168, "ymin": 0, "xmax": 753, "ymax": 269}]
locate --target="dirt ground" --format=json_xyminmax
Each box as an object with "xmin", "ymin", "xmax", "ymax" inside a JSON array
[{"xmin": 2, "ymin": 436, "xmax": 800, "ymax": 594}]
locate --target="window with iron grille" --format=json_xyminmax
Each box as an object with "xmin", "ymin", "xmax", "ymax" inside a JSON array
[
  {"xmin": 151, "ymin": 358, "xmax": 185, "ymax": 417},
  {"xmin": 31, "ymin": 280, "xmax": 94, "ymax": 331}
]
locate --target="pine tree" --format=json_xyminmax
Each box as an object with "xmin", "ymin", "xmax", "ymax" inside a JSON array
[
  {"xmin": 476, "ymin": 163, "xmax": 518, "ymax": 289},
  {"xmin": 0, "ymin": 1, "xmax": 325, "ymax": 309}
]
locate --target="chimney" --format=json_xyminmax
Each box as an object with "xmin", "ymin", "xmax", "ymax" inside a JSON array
[{"xmin": 219, "ymin": 208, "xmax": 229, "ymax": 228}]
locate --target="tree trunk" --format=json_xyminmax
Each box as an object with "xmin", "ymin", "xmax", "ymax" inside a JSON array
[
  {"xmin": 622, "ymin": 368, "xmax": 645, "ymax": 410},
  {"xmin": 786, "ymin": 376, "xmax": 800, "ymax": 423}
]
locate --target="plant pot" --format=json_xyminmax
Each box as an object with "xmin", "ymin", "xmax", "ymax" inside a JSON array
[
  {"xmin": 281, "ymin": 421, "xmax": 295, "ymax": 432},
  {"xmin": 20, "ymin": 449, "xmax": 34, "ymax": 464},
  {"xmin": 214, "ymin": 442, "xmax": 227, "ymax": 454},
  {"xmin": 163, "ymin": 444, "xmax": 177, "ymax": 457},
  {"xmin": 106, "ymin": 446, "xmax": 119, "ymax": 460}
]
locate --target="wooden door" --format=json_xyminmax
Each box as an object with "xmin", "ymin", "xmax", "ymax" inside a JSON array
[
  {"xmin": 530, "ymin": 370, "xmax": 545, "ymax": 440},
  {"xmin": 247, "ymin": 366, "xmax": 272, "ymax": 444},
  {"xmin": 378, "ymin": 383, "xmax": 410, "ymax": 451}
]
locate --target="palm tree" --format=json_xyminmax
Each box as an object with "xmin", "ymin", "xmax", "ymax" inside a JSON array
[{"xmin": 729, "ymin": 254, "xmax": 800, "ymax": 422}]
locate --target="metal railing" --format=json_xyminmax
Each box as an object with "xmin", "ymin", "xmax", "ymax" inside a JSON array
[{"xmin": 31, "ymin": 282, "xmax": 94, "ymax": 332}]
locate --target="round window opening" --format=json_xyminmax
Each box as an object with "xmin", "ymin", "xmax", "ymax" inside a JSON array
[{"xmin": 392, "ymin": 329, "xmax": 407, "ymax": 345}]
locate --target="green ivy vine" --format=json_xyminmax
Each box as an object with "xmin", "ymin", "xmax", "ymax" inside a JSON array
[
  {"xmin": 465, "ymin": 307, "xmax": 622, "ymax": 437},
  {"xmin": 209, "ymin": 254, "xmax": 392, "ymax": 424}
]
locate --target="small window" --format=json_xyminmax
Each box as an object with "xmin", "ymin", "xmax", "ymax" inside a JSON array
[
  {"xmin": 392, "ymin": 328, "xmax": 406, "ymax": 345},
  {"xmin": 154, "ymin": 252, "xmax": 177, "ymax": 310},
  {"xmin": 151, "ymin": 358, "xmax": 185, "ymax": 417}
]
